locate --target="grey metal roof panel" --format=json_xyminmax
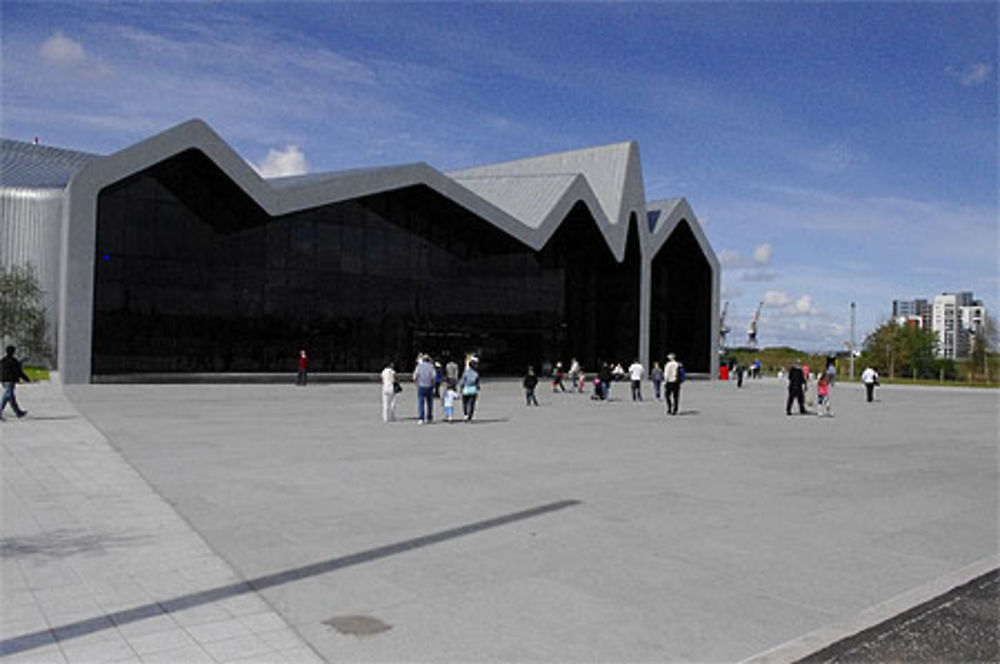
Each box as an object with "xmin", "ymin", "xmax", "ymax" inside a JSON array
[
  {"xmin": 266, "ymin": 163, "xmax": 426, "ymax": 191},
  {"xmin": 451, "ymin": 173, "xmax": 579, "ymax": 229},
  {"xmin": 0, "ymin": 139, "xmax": 99, "ymax": 189},
  {"xmin": 449, "ymin": 141, "xmax": 642, "ymax": 229}
]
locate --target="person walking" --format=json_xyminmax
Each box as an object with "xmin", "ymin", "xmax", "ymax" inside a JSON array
[
  {"xmin": 598, "ymin": 361, "xmax": 612, "ymax": 401},
  {"xmin": 568, "ymin": 358, "xmax": 581, "ymax": 392},
  {"xmin": 296, "ymin": 349, "xmax": 309, "ymax": 386},
  {"xmin": 816, "ymin": 372, "xmax": 832, "ymax": 417},
  {"xmin": 523, "ymin": 366, "xmax": 539, "ymax": 406},
  {"xmin": 861, "ymin": 365, "xmax": 879, "ymax": 403},
  {"xmin": 445, "ymin": 359, "xmax": 459, "ymax": 390},
  {"xmin": 443, "ymin": 384, "xmax": 458, "ymax": 422},
  {"xmin": 551, "ymin": 361, "xmax": 566, "ymax": 392},
  {"xmin": 664, "ymin": 353, "xmax": 681, "ymax": 415},
  {"xmin": 650, "ymin": 361, "xmax": 664, "ymax": 401},
  {"xmin": 628, "ymin": 359, "xmax": 644, "ymax": 401},
  {"xmin": 413, "ymin": 354, "xmax": 436, "ymax": 424},
  {"xmin": 0, "ymin": 346, "xmax": 31, "ymax": 421},
  {"xmin": 460, "ymin": 357, "xmax": 481, "ymax": 421},
  {"xmin": 786, "ymin": 360, "xmax": 808, "ymax": 415},
  {"xmin": 380, "ymin": 361, "xmax": 398, "ymax": 422}
]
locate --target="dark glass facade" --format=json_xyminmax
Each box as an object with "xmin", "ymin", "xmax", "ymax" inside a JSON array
[
  {"xmin": 93, "ymin": 149, "xmax": 641, "ymax": 375},
  {"xmin": 649, "ymin": 220, "xmax": 713, "ymax": 372}
]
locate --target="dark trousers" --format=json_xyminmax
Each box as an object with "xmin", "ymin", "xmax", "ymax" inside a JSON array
[
  {"xmin": 865, "ymin": 383, "xmax": 875, "ymax": 402},
  {"xmin": 665, "ymin": 382, "xmax": 680, "ymax": 414},
  {"xmin": 630, "ymin": 380, "xmax": 642, "ymax": 401},
  {"xmin": 525, "ymin": 388, "xmax": 538, "ymax": 406},
  {"xmin": 296, "ymin": 369, "xmax": 308, "ymax": 386},
  {"xmin": 786, "ymin": 388, "xmax": 806, "ymax": 414},
  {"xmin": 462, "ymin": 394, "xmax": 478, "ymax": 419}
]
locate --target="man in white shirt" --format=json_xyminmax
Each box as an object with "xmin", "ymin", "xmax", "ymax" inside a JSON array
[
  {"xmin": 664, "ymin": 353, "xmax": 681, "ymax": 415},
  {"xmin": 861, "ymin": 366, "xmax": 879, "ymax": 403},
  {"xmin": 628, "ymin": 360, "xmax": 644, "ymax": 401}
]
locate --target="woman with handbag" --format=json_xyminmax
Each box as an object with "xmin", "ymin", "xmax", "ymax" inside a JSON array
[
  {"xmin": 460, "ymin": 357, "xmax": 481, "ymax": 421},
  {"xmin": 381, "ymin": 361, "xmax": 399, "ymax": 422}
]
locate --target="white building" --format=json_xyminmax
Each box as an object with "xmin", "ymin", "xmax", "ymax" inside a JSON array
[{"xmin": 932, "ymin": 292, "xmax": 984, "ymax": 359}]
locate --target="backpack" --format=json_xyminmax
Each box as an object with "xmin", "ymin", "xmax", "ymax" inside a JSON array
[{"xmin": 679, "ymin": 366, "xmax": 686, "ymax": 383}]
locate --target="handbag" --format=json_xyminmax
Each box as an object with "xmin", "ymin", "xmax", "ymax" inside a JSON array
[
  {"xmin": 393, "ymin": 381, "xmax": 402, "ymax": 393},
  {"xmin": 462, "ymin": 384, "xmax": 478, "ymax": 396}
]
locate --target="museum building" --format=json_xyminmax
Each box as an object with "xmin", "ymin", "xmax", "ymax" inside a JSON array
[{"xmin": 1, "ymin": 120, "xmax": 718, "ymax": 384}]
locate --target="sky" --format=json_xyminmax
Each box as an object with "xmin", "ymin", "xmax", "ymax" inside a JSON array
[{"xmin": 3, "ymin": 1, "xmax": 997, "ymax": 352}]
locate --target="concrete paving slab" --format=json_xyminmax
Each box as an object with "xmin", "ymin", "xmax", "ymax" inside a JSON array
[
  {"xmin": 52, "ymin": 376, "xmax": 997, "ymax": 662},
  {"xmin": 0, "ymin": 380, "xmax": 319, "ymax": 663}
]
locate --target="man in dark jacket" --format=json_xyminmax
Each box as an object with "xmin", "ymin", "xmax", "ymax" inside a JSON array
[
  {"xmin": 786, "ymin": 360, "xmax": 807, "ymax": 415},
  {"xmin": 1, "ymin": 345, "xmax": 31, "ymax": 420}
]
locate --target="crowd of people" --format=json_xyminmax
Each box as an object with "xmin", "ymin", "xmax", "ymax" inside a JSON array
[
  {"xmin": 373, "ymin": 353, "xmax": 692, "ymax": 424},
  {"xmin": 291, "ymin": 347, "xmax": 886, "ymax": 425},
  {"xmin": 0, "ymin": 341, "xmax": 886, "ymax": 425},
  {"xmin": 380, "ymin": 353, "xmax": 481, "ymax": 424}
]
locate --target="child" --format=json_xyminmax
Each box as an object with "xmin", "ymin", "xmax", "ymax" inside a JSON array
[
  {"xmin": 816, "ymin": 373, "xmax": 832, "ymax": 417},
  {"xmin": 443, "ymin": 385, "xmax": 458, "ymax": 422}
]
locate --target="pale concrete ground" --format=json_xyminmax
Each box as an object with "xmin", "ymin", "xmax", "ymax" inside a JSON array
[
  {"xmin": 0, "ymin": 379, "xmax": 322, "ymax": 664},
  {"xmin": 3, "ymin": 376, "xmax": 998, "ymax": 662}
]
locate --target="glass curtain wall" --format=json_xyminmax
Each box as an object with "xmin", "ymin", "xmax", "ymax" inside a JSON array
[
  {"xmin": 92, "ymin": 150, "xmax": 640, "ymax": 376},
  {"xmin": 649, "ymin": 220, "xmax": 712, "ymax": 372}
]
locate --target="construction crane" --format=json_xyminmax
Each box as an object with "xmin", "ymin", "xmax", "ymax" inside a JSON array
[
  {"xmin": 719, "ymin": 301, "xmax": 730, "ymax": 349},
  {"xmin": 747, "ymin": 301, "xmax": 763, "ymax": 348}
]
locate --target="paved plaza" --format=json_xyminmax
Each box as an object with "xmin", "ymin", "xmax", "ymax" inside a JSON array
[{"xmin": 2, "ymin": 375, "xmax": 997, "ymax": 662}]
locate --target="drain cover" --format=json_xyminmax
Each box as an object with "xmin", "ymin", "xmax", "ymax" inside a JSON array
[{"xmin": 324, "ymin": 615, "xmax": 392, "ymax": 637}]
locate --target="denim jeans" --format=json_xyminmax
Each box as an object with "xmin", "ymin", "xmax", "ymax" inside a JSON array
[
  {"xmin": 417, "ymin": 385, "xmax": 434, "ymax": 422},
  {"xmin": 1, "ymin": 382, "xmax": 23, "ymax": 417}
]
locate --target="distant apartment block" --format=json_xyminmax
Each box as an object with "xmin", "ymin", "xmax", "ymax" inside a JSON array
[
  {"xmin": 931, "ymin": 292, "xmax": 985, "ymax": 359},
  {"xmin": 892, "ymin": 298, "xmax": 931, "ymax": 329}
]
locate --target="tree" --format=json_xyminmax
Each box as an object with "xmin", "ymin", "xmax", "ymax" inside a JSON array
[
  {"xmin": 862, "ymin": 319, "xmax": 937, "ymax": 379},
  {"xmin": 0, "ymin": 264, "xmax": 50, "ymax": 364},
  {"xmin": 863, "ymin": 320, "xmax": 904, "ymax": 378}
]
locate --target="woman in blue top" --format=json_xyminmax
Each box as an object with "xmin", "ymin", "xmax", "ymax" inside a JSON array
[{"xmin": 460, "ymin": 357, "xmax": 481, "ymax": 421}]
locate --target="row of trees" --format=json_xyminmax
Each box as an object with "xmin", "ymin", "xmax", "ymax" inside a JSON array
[
  {"xmin": 862, "ymin": 317, "xmax": 998, "ymax": 382},
  {"xmin": 0, "ymin": 265, "xmax": 50, "ymax": 364}
]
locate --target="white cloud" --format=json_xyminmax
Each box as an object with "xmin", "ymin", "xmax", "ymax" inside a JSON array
[
  {"xmin": 794, "ymin": 295, "xmax": 815, "ymax": 314},
  {"xmin": 763, "ymin": 290, "xmax": 790, "ymax": 307},
  {"xmin": 255, "ymin": 144, "xmax": 309, "ymax": 178},
  {"xmin": 752, "ymin": 243, "xmax": 773, "ymax": 264},
  {"xmin": 947, "ymin": 62, "xmax": 993, "ymax": 87},
  {"xmin": 720, "ymin": 242, "xmax": 774, "ymax": 269},
  {"xmin": 39, "ymin": 31, "xmax": 111, "ymax": 77}
]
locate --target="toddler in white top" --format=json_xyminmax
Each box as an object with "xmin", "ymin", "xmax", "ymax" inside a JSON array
[{"xmin": 443, "ymin": 387, "xmax": 458, "ymax": 422}]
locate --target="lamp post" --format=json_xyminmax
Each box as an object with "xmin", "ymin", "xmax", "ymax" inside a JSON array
[{"xmin": 849, "ymin": 302, "xmax": 856, "ymax": 379}]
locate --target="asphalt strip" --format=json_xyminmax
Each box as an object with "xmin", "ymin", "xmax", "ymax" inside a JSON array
[{"xmin": 738, "ymin": 554, "xmax": 1000, "ymax": 664}]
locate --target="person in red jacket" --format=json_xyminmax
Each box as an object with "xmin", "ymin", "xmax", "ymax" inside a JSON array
[{"xmin": 297, "ymin": 350, "xmax": 309, "ymax": 386}]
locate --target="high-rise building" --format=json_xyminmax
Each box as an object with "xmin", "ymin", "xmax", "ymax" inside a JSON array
[{"xmin": 932, "ymin": 292, "xmax": 984, "ymax": 359}]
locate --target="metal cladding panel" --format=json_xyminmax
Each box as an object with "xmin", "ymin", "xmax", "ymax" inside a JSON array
[
  {"xmin": 449, "ymin": 141, "xmax": 639, "ymax": 228},
  {"xmin": 1, "ymin": 186, "xmax": 65, "ymax": 355},
  {"xmin": 1, "ymin": 139, "xmax": 98, "ymax": 188},
  {"xmin": 451, "ymin": 173, "xmax": 578, "ymax": 229}
]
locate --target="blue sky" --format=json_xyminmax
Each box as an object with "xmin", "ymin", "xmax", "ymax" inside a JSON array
[{"xmin": 3, "ymin": 2, "xmax": 997, "ymax": 351}]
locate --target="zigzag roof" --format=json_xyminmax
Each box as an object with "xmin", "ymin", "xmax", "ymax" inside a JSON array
[
  {"xmin": 59, "ymin": 120, "xmax": 670, "ymax": 263},
  {"xmin": 448, "ymin": 141, "xmax": 646, "ymax": 231}
]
